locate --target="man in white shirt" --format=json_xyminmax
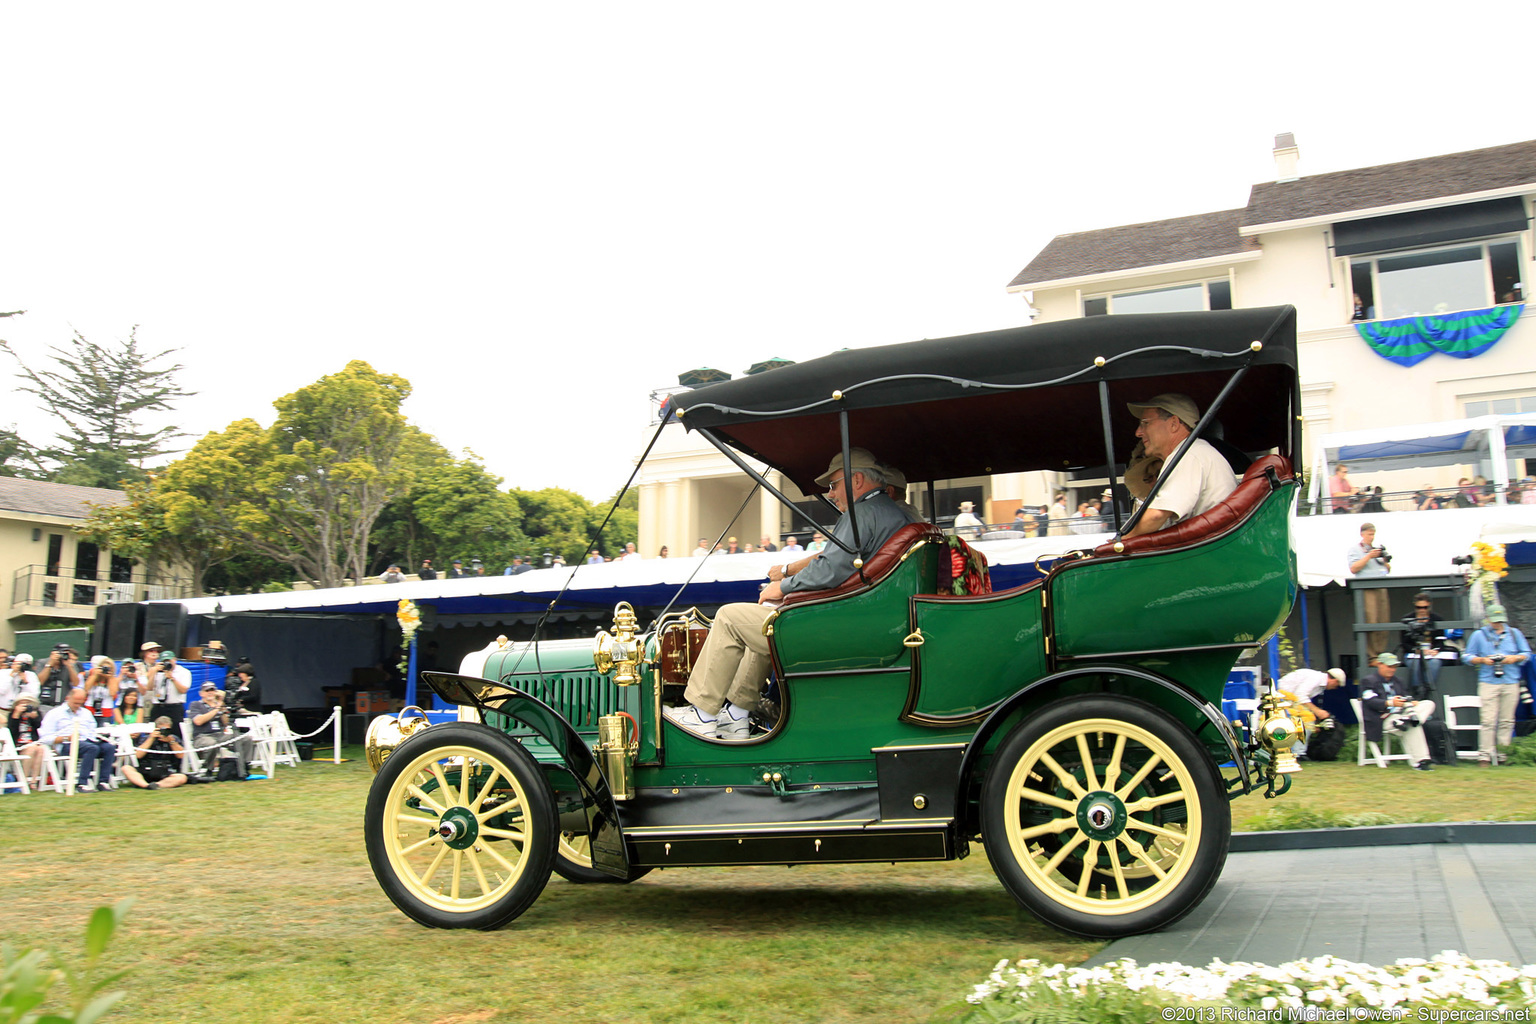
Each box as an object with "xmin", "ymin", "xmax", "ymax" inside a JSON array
[
  {"xmin": 143, "ymin": 642, "xmax": 192, "ymax": 726},
  {"xmin": 780, "ymin": 536, "xmax": 804, "ymax": 555},
  {"xmin": 1, "ymin": 653, "xmax": 42, "ymax": 720},
  {"xmin": 40, "ymin": 686, "xmax": 118, "ymax": 791},
  {"xmin": 1123, "ymin": 394, "xmax": 1237, "ymax": 538},
  {"xmin": 691, "ymin": 538, "xmax": 710, "ymax": 557},
  {"xmin": 1276, "ymin": 667, "xmax": 1346, "ymax": 723}
]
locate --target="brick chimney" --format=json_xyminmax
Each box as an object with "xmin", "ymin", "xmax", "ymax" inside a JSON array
[{"xmin": 1273, "ymin": 132, "xmax": 1299, "ymax": 182}]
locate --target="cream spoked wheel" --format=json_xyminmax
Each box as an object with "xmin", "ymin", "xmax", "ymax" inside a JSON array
[
  {"xmin": 365, "ymin": 723, "xmax": 555, "ymax": 929},
  {"xmin": 981, "ymin": 695, "xmax": 1229, "ymax": 938}
]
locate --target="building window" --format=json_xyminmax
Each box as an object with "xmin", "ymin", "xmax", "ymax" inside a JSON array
[
  {"xmin": 76, "ymin": 541, "xmax": 100, "ymax": 581},
  {"xmin": 73, "ymin": 584, "xmax": 96, "ymax": 606},
  {"xmin": 46, "ymin": 534, "xmax": 63, "ymax": 577},
  {"xmin": 1351, "ymin": 239, "xmax": 1524, "ymax": 321},
  {"xmin": 110, "ymin": 555, "xmax": 134, "ymax": 583},
  {"xmin": 1083, "ymin": 280, "xmax": 1233, "ymax": 317},
  {"xmin": 1464, "ymin": 395, "xmax": 1536, "ymax": 418}
]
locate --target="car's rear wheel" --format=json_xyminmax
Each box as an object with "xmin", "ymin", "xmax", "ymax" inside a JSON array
[
  {"xmin": 553, "ymin": 829, "xmax": 652, "ymax": 884},
  {"xmin": 981, "ymin": 694, "xmax": 1229, "ymax": 938},
  {"xmin": 365, "ymin": 723, "xmax": 555, "ymax": 929}
]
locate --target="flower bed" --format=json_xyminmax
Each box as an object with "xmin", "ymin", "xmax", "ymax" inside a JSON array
[{"xmin": 959, "ymin": 953, "xmax": 1536, "ymax": 1021}]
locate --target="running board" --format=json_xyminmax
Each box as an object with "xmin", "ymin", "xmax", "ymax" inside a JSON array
[{"xmin": 626, "ymin": 820, "xmax": 963, "ymax": 868}]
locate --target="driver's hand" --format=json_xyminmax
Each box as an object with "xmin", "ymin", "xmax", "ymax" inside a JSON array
[
  {"xmin": 759, "ymin": 580, "xmax": 784, "ymax": 603},
  {"xmin": 767, "ymin": 565, "xmax": 786, "ymax": 582}
]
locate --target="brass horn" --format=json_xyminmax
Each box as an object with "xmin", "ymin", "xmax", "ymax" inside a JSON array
[{"xmin": 365, "ymin": 706, "xmax": 432, "ymax": 774}]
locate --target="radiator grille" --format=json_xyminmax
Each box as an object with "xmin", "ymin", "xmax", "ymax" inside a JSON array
[{"xmin": 502, "ymin": 672, "xmax": 622, "ymax": 732}]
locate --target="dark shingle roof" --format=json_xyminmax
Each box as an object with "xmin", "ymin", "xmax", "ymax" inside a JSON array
[
  {"xmin": 1243, "ymin": 139, "xmax": 1536, "ymax": 228},
  {"xmin": 1007, "ymin": 209, "xmax": 1259, "ymax": 290},
  {"xmin": 0, "ymin": 477, "xmax": 128, "ymax": 519}
]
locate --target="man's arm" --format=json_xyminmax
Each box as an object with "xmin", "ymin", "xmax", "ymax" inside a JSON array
[
  {"xmin": 191, "ymin": 703, "xmax": 220, "ymax": 727},
  {"xmin": 1348, "ymin": 547, "xmax": 1383, "ymax": 574},
  {"xmin": 767, "ymin": 555, "xmax": 815, "ymax": 582},
  {"xmin": 1124, "ymin": 508, "xmax": 1175, "ymax": 537}
]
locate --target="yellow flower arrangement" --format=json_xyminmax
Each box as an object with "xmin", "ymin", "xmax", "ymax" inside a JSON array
[
  {"xmin": 397, "ymin": 599, "xmax": 421, "ymax": 674},
  {"xmin": 1466, "ymin": 541, "xmax": 1509, "ymax": 609}
]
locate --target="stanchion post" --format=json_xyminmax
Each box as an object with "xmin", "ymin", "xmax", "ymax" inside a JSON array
[{"xmin": 333, "ymin": 705, "xmax": 341, "ymax": 763}]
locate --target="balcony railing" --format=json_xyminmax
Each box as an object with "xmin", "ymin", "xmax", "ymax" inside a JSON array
[{"xmin": 9, "ymin": 565, "xmax": 196, "ymax": 612}]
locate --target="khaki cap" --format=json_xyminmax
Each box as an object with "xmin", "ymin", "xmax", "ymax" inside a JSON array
[
  {"xmin": 1127, "ymin": 394, "xmax": 1200, "ymax": 430},
  {"xmin": 814, "ymin": 447, "xmax": 883, "ymax": 488}
]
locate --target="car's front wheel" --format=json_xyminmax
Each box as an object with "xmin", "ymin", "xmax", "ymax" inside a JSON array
[
  {"xmin": 365, "ymin": 723, "xmax": 556, "ymax": 929},
  {"xmin": 981, "ymin": 694, "xmax": 1229, "ymax": 938}
]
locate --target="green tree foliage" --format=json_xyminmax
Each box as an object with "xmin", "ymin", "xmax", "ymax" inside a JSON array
[
  {"xmin": 145, "ymin": 362, "xmax": 412, "ymax": 589},
  {"xmin": 369, "ymin": 437, "xmax": 528, "ymax": 573},
  {"xmin": 1, "ymin": 328, "xmax": 191, "ymax": 487},
  {"xmin": 508, "ymin": 486, "xmax": 639, "ymax": 564}
]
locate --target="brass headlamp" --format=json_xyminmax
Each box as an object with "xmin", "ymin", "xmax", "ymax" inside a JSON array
[
  {"xmin": 364, "ymin": 706, "xmax": 432, "ymax": 774},
  {"xmin": 593, "ymin": 601, "xmax": 641, "ymax": 686}
]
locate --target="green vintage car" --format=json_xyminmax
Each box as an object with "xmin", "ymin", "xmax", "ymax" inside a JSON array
[{"xmin": 363, "ymin": 305, "xmax": 1304, "ymax": 937}]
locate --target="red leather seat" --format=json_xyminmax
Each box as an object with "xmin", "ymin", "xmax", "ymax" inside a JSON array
[
  {"xmin": 779, "ymin": 522, "xmax": 946, "ymax": 606},
  {"xmin": 1090, "ymin": 453, "xmax": 1293, "ymax": 558}
]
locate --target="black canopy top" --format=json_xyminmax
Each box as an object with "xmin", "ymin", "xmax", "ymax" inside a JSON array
[{"xmin": 670, "ymin": 306, "xmax": 1299, "ymax": 495}]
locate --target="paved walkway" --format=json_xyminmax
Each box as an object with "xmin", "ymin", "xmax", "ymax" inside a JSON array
[{"xmin": 1087, "ymin": 827, "xmax": 1536, "ymax": 967}]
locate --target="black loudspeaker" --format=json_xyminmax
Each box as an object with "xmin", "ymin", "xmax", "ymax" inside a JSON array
[
  {"xmin": 142, "ymin": 603, "xmax": 188, "ymax": 654},
  {"xmin": 99, "ymin": 603, "xmax": 146, "ymax": 661}
]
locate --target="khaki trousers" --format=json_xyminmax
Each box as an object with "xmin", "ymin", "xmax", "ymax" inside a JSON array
[
  {"xmin": 684, "ymin": 602, "xmax": 775, "ymax": 716},
  {"xmin": 1477, "ymin": 682, "xmax": 1520, "ymax": 760}
]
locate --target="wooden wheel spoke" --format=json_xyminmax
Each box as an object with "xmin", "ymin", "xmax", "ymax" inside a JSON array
[
  {"xmin": 450, "ymin": 849, "xmax": 463, "ymax": 900},
  {"xmin": 479, "ymin": 840, "xmax": 519, "ymax": 875},
  {"xmin": 1114, "ymin": 755, "xmax": 1163, "ymax": 800},
  {"xmin": 1075, "ymin": 840, "xmax": 1100, "ymax": 896},
  {"xmin": 1125, "ymin": 790, "xmax": 1187, "ymax": 814},
  {"xmin": 1104, "ymin": 734, "xmax": 1127, "ymax": 790},
  {"xmin": 429, "ymin": 763, "xmax": 456, "ymax": 807},
  {"xmin": 1107, "ymin": 840, "xmax": 1130, "ymax": 899},
  {"xmin": 466, "ymin": 846, "xmax": 493, "ymax": 896},
  {"xmin": 1016, "ymin": 786, "xmax": 1078, "ymax": 814},
  {"xmin": 475, "ymin": 796, "xmax": 522, "ymax": 824},
  {"xmin": 1075, "ymin": 734, "xmax": 1099, "ymax": 790},
  {"xmin": 395, "ymin": 812, "xmax": 438, "ymax": 829},
  {"xmin": 1040, "ymin": 830, "xmax": 1088, "ymax": 876},
  {"xmin": 1037, "ymin": 752, "xmax": 1087, "ymax": 798},
  {"xmin": 406, "ymin": 783, "xmax": 447, "ymax": 816},
  {"xmin": 418, "ymin": 844, "xmax": 450, "ymax": 887},
  {"xmin": 1016, "ymin": 816, "xmax": 1080, "ymax": 842},
  {"xmin": 1125, "ymin": 817, "xmax": 1188, "ymax": 843},
  {"xmin": 398, "ymin": 832, "xmax": 442, "ymax": 858},
  {"xmin": 1119, "ymin": 835, "xmax": 1169, "ymax": 880},
  {"xmin": 468, "ymin": 767, "xmax": 503, "ymax": 813},
  {"xmin": 480, "ymin": 825, "xmax": 527, "ymax": 844}
]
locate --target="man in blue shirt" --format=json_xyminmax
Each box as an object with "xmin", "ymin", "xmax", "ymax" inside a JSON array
[
  {"xmin": 665, "ymin": 448, "xmax": 910, "ymax": 742},
  {"xmin": 1461, "ymin": 605, "xmax": 1531, "ymax": 765}
]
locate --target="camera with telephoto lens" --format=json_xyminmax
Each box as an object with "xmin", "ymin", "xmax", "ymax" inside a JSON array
[
  {"xmin": 1451, "ymin": 554, "xmax": 1476, "ymax": 566},
  {"xmin": 1491, "ymin": 654, "xmax": 1506, "ymax": 678},
  {"xmin": 1375, "ymin": 546, "xmax": 1391, "ymax": 564},
  {"xmin": 1390, "ymin": 712, "xmax": 1421, "ymax": 732}
]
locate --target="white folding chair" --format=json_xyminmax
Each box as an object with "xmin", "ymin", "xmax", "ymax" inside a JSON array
[
  {"xmin": 41, "ymin": 726, "xmax": 81, "ymax": 794},
  {"xmin": 0, "ymin": 731, "xmax": 31, "ymax": 795},
  {"xmin": 1351, "ymin": 697, "xmax": 1411, "ymax": 767},
  {"xmin": 179, "ymin": 720, "xmax": 205, "ymax": 777},
  {"xmin": 1443, "ymin": 695, "xmax": 1483, "ymax": 760},
  {"xmin": 267, "ymin": 712, "xmax": 302, "ymax": 768},
  {"xmin": 236, "ymin": 716, "xmax": 278, "ymax": 777}
]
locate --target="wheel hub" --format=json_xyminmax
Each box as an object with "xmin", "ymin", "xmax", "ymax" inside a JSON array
[
  {"xmin": 436, "ymin": 806, "xmax": 480, "ymax": 850},
  {"xmin": 1075, "ymin": 790, "xmax": 1127, "ymax": 841}
]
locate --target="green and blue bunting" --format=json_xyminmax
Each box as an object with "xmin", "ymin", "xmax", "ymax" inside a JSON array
[{"xmin": 1356, "ymin": 303, "xmax": 1524, "ymax": 366}]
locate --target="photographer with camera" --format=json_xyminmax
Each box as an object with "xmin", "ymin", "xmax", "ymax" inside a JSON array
[
  {"xmin": 1400, "ymin": 593, "xmax": 1450, "ymax": 698},
  {"xmin": 1359, "ymin": 653, "xmax": 1437, "ymax": 772},
  {"xmin": 142, "ymin": 642, "xmax": 190, "ymax": 726},
  {"xmin": 1, "ymin": 653, "xmax": 41, "ymax": 726},
  {"xmin": 1461, "ymin": 605, "xmax": 1531, "ymax": 766},
  {"xmin": 36, "ymin": 644, "xmax": 80, "ymax": 705},
  {"xmin": 187, "ymin": 682, "xmax": 255, "ymax": 780},
  {"xmin": 1348, "ymin": 522, "xmax": 1393, "ymax": 659},
  {"xmin": 120, "ymin": 715, "xmax": 192, "ymax": 789}
]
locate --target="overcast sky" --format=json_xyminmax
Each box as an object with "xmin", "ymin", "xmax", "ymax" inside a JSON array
[{"xmin": 2, "ymin": 2, "xmax": 1528, "ymax": 499}]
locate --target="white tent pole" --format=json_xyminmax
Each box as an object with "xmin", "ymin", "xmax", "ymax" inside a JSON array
[
  {"xmin": 1314, "ymin": 450, "xmax": 1331, "ymax": 514},
  {"xmin": 1490, "ymin": 419, "xmax": 1510, "ymax": 504}
]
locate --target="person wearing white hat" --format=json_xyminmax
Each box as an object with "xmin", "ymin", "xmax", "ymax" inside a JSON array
[
  {"xmin": 952, "ymin": 500, "xmax": 983, "ymax": 538},
  {"xmin": 0, "ymin": 654, "xmax": 41, "ymax": 724},
  {"xmin": 1123, "ymin": 394, "xmax": 1237, "ymax": 538}
]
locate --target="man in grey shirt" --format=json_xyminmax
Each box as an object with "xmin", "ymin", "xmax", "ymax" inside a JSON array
[
  {"xmin": 665, "ymin": 448, "xmax": 910, "ymax": 741},
  {"xmin": 1348, "ymin": 521, "xmax": 1392, "ymax": 659}
]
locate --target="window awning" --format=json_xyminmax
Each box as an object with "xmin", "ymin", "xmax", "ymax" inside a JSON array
[{"xmin": 1333, "ymin": 197, "xmax": 1528, "ymax": 257}]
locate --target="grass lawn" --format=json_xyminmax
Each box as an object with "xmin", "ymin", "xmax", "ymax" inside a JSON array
[{"xmin": 4, "ymin": 750, "xmax": 1532, "ymax": 1023}]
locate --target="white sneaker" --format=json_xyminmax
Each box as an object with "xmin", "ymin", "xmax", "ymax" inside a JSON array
[
  {"xmin": 715, "ymin": 709, "xmax": 751, "ymax": 741},
  {"xmin": 663, "ymin": 705, "xmax": 721, "ymax": 740}
]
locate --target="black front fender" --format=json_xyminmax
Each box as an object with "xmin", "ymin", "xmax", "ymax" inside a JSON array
[
  {"xmin": 952, "ymin": 664, "xmax": 1249, "ymax": 833},
  {"xmin": 420, "ymin": 671, "xmax": 631, "ymax": 879}
]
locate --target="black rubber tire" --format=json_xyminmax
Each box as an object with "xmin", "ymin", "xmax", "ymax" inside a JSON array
[
  {"xmin": 365, "ymin": 722, "xmax": 556, "ymax": 929},
  {"xmin": 980, "ymin": 694, "xmax": 1230, "ymax": 938},
  {"xmin": 552, "ymin": 831, "xmax": 652, "ymax": 884}
]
